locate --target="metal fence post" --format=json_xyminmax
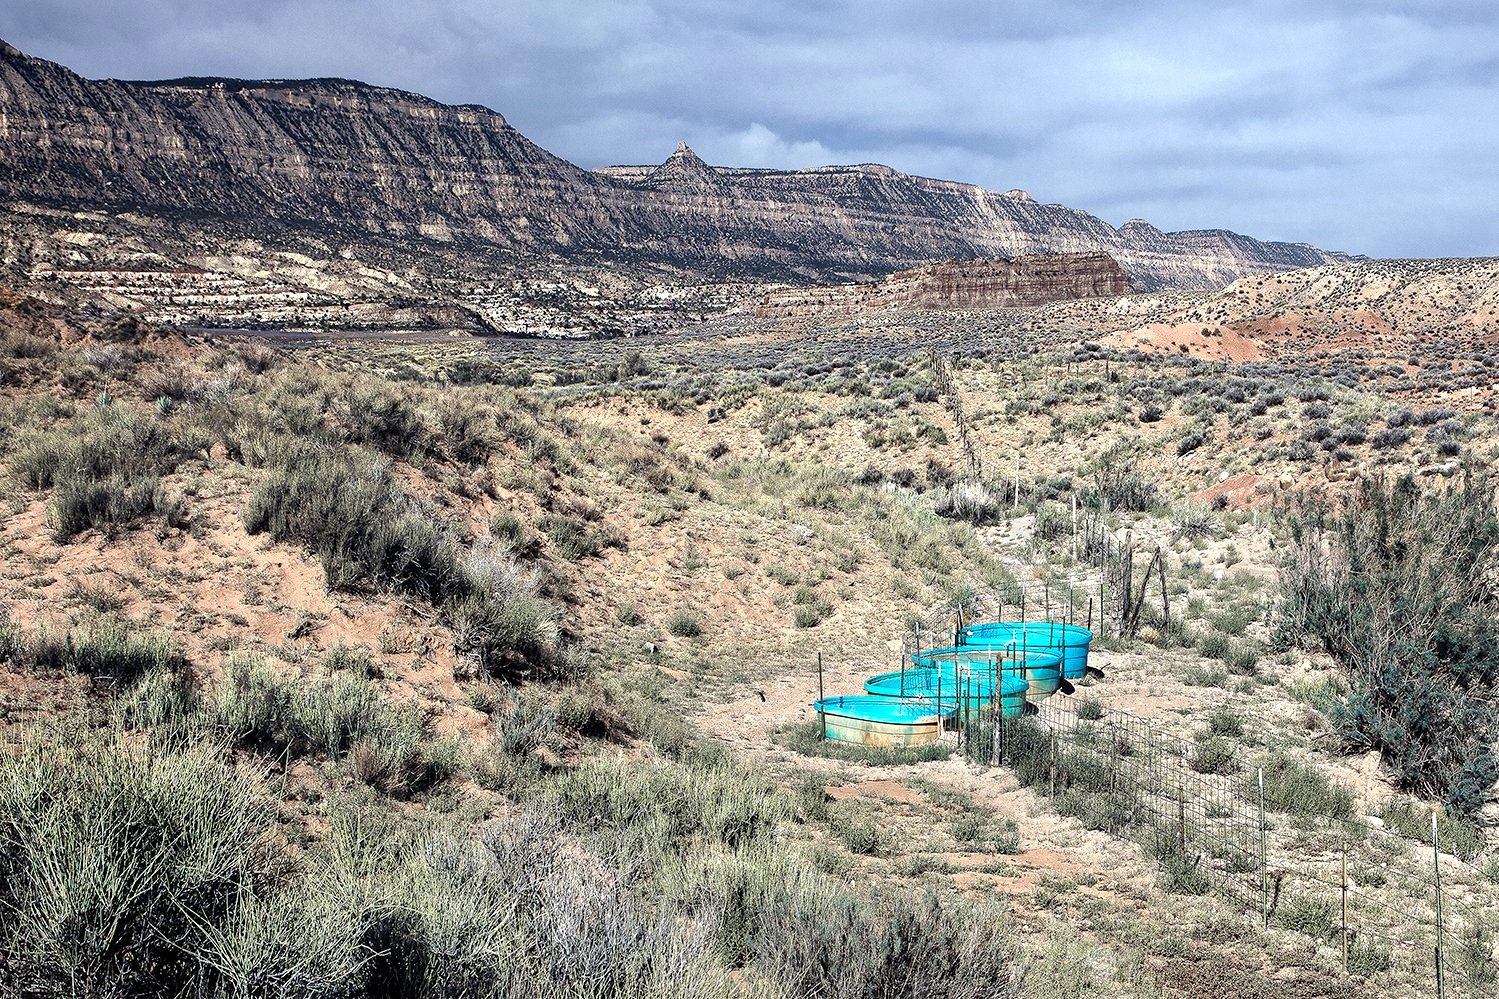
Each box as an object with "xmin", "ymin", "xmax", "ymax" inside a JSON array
[
  {"xmin": 1177, "ymin": 781, "xmax": 1187, "ymax": 855},
  {"xmin": 1259, "ymin": 767, "xmax": 1269, "ymax": 929},
  {"xmin": 817, "ymin": 652, "xmax": 826, "ymax": 741},
  {"xmin": 1434, "ymin": 811, "xmax": 1446, "ymax": 999},
  {"xmin": 1341, "ymin": 838, "xmax": 1349, "ymax": 972},
  {"xmin": 1048, "ymin": 731, "xmax": 1057, "ymax": 796}
]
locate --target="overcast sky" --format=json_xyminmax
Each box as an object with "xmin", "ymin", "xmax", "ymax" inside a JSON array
[{"xmin": 7, "ymin": 1, "xmax": 1497, "ymax": 258}]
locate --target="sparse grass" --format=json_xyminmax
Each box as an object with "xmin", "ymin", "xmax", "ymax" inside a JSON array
[
  {"xmin": 1259, "ymin": 751, "xmax": 1355, "ymax": 820},
  {"xmin": 8, "ymin": 618, "xmax": 183, "ymax": 686}
]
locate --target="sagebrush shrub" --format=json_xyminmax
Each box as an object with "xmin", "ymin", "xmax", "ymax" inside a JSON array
[
  {"xmin": 15, "ymin": 406, "xmax": 195, "ymax": 540},
  {"xmin": 1277, "ymin": 476, "xmax": 1499, "ymax": 815}
]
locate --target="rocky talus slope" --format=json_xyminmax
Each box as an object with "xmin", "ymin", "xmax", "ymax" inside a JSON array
[
  {"xmin": 746, "ymin": 252, "xmax": 1132, "ymax": 317},
  {"xmin": 1, "ymin": 40, "xmax": 1346, "ymax": 292}
]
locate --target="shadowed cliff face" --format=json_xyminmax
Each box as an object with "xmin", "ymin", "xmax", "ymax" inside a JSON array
[{"xmin": 0, "ymin": 40, "xmax": 1346, "ymax": 291}]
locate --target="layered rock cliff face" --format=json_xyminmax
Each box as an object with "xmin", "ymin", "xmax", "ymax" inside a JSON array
[
  {"xmin": 0, "ymin": 40, "xmax": 1347, "ymax": 292},
  {"xmin": 748, "ymin": 253, "xmax": 1132, "ymax": 318}
]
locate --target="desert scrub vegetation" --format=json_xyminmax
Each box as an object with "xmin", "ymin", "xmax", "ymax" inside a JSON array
[
  {"xmin": 0, "ymin": 719, "xmax": 1017, "ymax": 999},
  {"xmin": 243, "ymin": 444, "xmax": 559, "ymax": 679},
  {"xmin": 1277, "ymin": 475, "xmax": 1499, "ymax": 815},
  {"xmin": 1, "ymin": 615, "xmax": 184, "ymax": 688},
  {"xmin": 12, "ymin": 402, "xmax": 198, "ymax": 540}
]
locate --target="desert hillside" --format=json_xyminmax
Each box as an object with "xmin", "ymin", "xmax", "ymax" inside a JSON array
[{"xmin": 4, "ymin": 272, "xmax": 1499, "ymax": 997}]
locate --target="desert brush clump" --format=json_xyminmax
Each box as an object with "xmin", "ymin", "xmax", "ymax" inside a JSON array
[
  {"xmin": 0, "ymin": 723, "xmax": 1017, "ymax": 999},
  {"xmin": 0, "ymin": 733, "xmax": 275, "ymax": 997},
  {"xmin": 12, "ymin": 403, "xmax": 199, "ymax": 540},
  {"xmin": 244, "ymin": 444, "xmax": 559, "ymax": 679},
  {"xmin": 3, "ymin": 616, "xmax": 183, "ymax": 687},
  {"xmin": 1277, "ymin": 475, "xmax": 1499, "ymax": 815}
]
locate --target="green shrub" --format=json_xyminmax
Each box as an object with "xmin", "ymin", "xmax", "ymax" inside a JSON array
[
  {"xmin": 665, "ymin": 610, "xmax": 703, "ymax": 638},
  {"xmin": 792, "ymin": 604, "xmax": 825, "ymax": 628},
  {"xmin": 1278, "ymin": 476, "xmax": 1499, "ymax": 815},
  {"xmin": 1259, "ymin": 751, "xmax": 1355, "ymax": 820},
  {"xmin": 547, "ymin": 756, "xmax": 787, "ymax": 858},
  {"xmin": 1347, "ymin": 937, "xmax": 1392, "ymax": 976},
  {"xmin": 1196, "ymin": 632, "xmax": 1230, "ymax": 660},
  {"xmin": 1378, "ymin": 798, "xmax": 1485, "ymax": 862},
  {"xmin": 1182, "ymin": 664, "xmax": 1228, "ymax": 687},
  {"xmin": 212, "ymin": 656, "xmax": 296, "ymax": 752},
  {"xmin": 208, "ymin": 658, "xmax": 450, "ymax": 795},
  {"xmin": 0, "ymin": 734, "xmax": 273, "ymax": 997},
  {"xmin": 662, "ymin": 849, "xmax": 1012, "ymax": 998},
  {"xmin": 339, "ymin": 382, "xmax": 424, "ymax": 456},
  {"xmin": 246, "ymin": 447, "xmax": 558, "ymax": 680},
  {"xmin": 115, "ymin": 664, "xmax": 202, "ymax": 743},
  {"xmin": 1206, "ymin": 706, "xmax": 1245, "ymax": 737},
  {"xmin": 451, "ymin": 589, "xmax": 559, "ymax": 679},
  {"xmin": 1148, "ymin": 838, "xmax": 1210, "ymax": 895},
  {"xmin": 1191, "ymin": 736, "xmax": 1238, "ymax": 775},
  {"xmin": 835, "ymin": 818, "xmax": 881, "ymax": 856},
  {"xmin": 14, "ymin": 407, "xmax": 195, "ymax": 540},
  {"xmin": 1279, "ymin": 892, "xmax": 1336, "ymax": 941},
  {"xmin": 324, "ymin": 642, "xmax": 377, "ymax": 678},
  {"xmin": 542, "ymin": 513, "xmax": 616, "ymax": 561},
  {"xmin": 17, "ymin": 619, "xmax": 182, "ymax": 686}
]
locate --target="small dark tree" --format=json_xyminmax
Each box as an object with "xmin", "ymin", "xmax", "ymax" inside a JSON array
[{"xmin": 1277, "ymin": 475, "xmax": 1499, "ymax": 816}]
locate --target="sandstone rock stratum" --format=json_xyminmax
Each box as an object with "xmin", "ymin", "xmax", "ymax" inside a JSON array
[
  {"xmin": 0, "ymin": 40, "xmax": 1349, "ymax": 293},
  {"xmin": 747, "ymin": 253, "xmax": 1133, "ymax": 318}
]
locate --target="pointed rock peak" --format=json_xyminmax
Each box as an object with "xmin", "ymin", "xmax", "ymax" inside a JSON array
[
  {"xmin": 665, "ymin": 141, "xmax": 709, "ymax": 168},
  {"xmin": 1120, "ymin": 218, "xmax": 1163, "ymax": 237},
  {"xmin": 646, "ymin": 140, "xmax": 722, "ymax": 189}
]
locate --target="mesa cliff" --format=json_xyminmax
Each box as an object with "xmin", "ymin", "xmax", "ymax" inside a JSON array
[{"xmin": 0, "ymin": 40, "xmax": 1347, "ymax": 294}]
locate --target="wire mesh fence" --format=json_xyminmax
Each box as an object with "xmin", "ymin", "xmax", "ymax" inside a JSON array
[{"xmin": 950, "ymin": 693, "xmax": 1499, "ymax": 995}]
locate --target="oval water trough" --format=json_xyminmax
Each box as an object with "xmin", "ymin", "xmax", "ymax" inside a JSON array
[
  {"xmin": 812, "ymin": 694, "xmax": 953, "ymax": 747},
  {"xmin": 959, "ymin": 622, "xmax": 1094, "ymax": 680}
]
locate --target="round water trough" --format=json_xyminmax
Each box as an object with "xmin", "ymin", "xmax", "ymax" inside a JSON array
[
  {"xmin": 864, "ymin": 667, "xmax": 1029, "ymax": 718},
  {"xmin": 812, "ymin": 694, "xmax": 951, "ymax": 747},
  {"xmin": 912, "ymin": 646, "xmax": 1065, "ymax": 701},
  {"xmin": 959, "ymin": 622, "xmax": 1094, "ymax": 679}
]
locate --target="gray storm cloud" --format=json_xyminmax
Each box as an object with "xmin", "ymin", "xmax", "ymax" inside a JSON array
[{"xmin": 6, "ymin": 0, "xmax": 1497, "ymax": 257}]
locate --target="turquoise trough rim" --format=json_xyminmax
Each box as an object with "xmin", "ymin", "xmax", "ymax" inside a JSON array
[
  {"xmin": 813, "ymin": 694, "xmax": 955, "ymax": 723},
  {"xmin": 956, "ymin": 622, "xmax": 1094, "ymax": 680}
]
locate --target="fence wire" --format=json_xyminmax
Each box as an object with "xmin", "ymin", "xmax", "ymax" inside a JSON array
[{"xmin": 952, "ymin": 694, "xmax": 1499, "ymax": 996}]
